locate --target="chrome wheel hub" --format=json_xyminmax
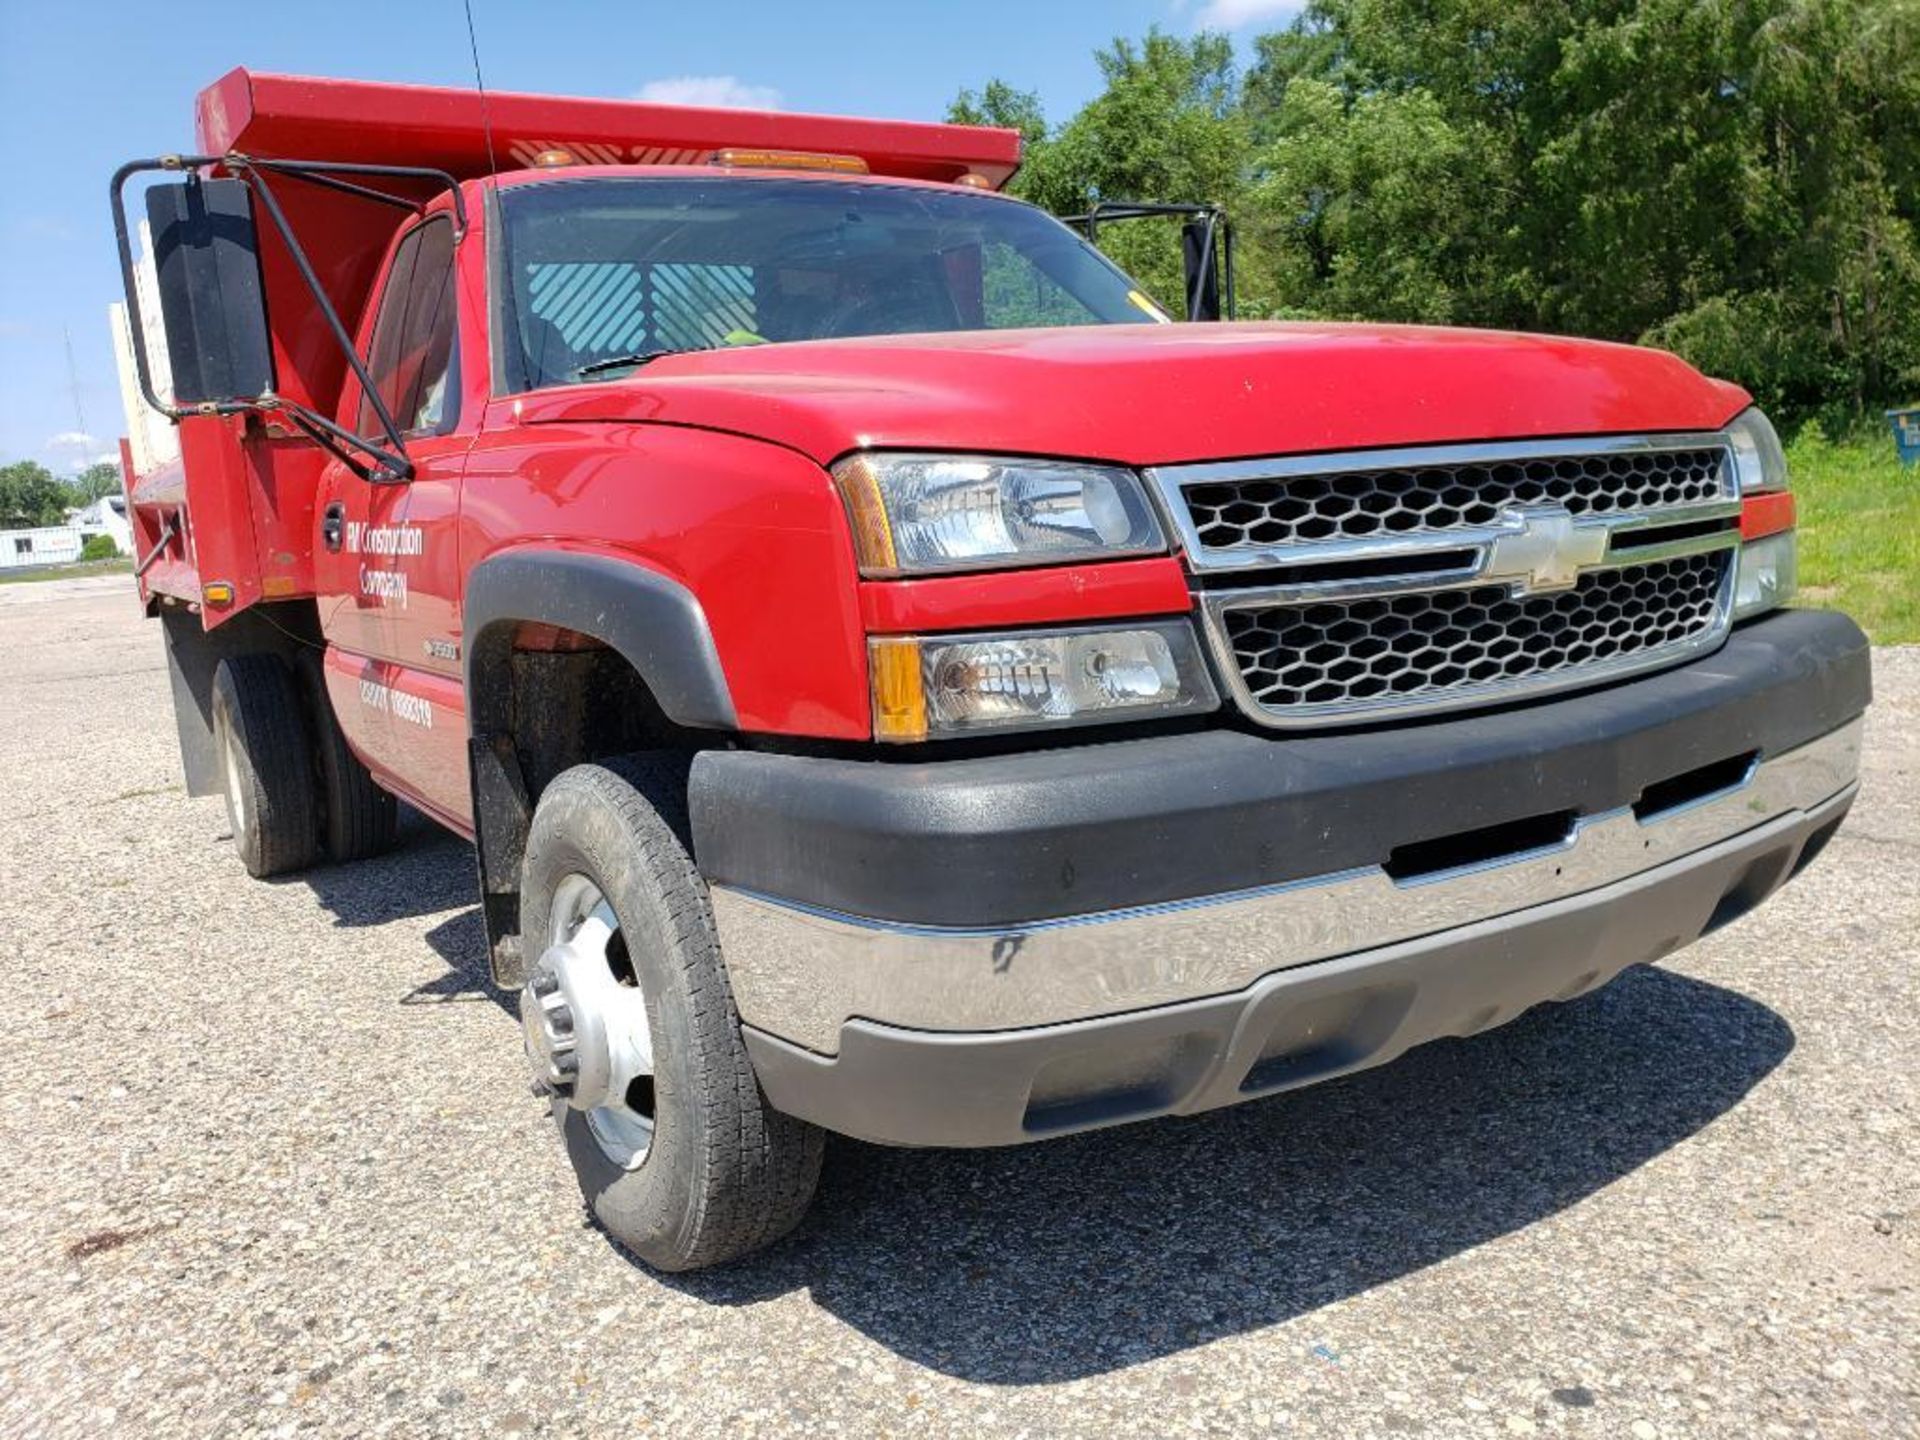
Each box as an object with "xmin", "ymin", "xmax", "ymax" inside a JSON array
[{"xmin": 522, "ymin": 875, "xmax": 656, "ymax": 1169}]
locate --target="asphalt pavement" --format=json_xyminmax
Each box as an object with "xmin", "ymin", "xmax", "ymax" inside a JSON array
[{"xmin": 1, "ymin": 575, "xmax": 1914, "ymax": 1438}]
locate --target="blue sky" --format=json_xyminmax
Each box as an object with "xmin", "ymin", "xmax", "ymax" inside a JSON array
[{"xmin": 0, "ymin": 0, "xmax": 1297, "ymax": 472}]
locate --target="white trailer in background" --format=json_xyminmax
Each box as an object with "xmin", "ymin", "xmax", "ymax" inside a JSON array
[{"xmin": 0, "ymin": 525, "xmax": 86, "ymax": 570}]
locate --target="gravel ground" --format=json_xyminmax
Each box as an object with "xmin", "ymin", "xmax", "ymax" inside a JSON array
[{"xmin": 1, "ymin": 575, "xmax": 1915, "ymax": 1439}]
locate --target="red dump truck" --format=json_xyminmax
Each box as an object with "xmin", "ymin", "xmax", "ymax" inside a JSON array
[{"xmin": 109, "ymin": 69, "xmax": 1869, "ymax": 1271}]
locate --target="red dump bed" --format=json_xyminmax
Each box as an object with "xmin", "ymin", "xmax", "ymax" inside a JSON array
[
  {"xmin": 197, "ymin": 69, "xmax": 1022, "ymax": 186},
  {"xmin": 125, "ymin": 69, "xmax": 1022, "ymax": 622}
]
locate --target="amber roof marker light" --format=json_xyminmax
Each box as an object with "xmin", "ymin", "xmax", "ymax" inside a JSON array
[{"xmin": 710, "ymin": 148, "xmax": 869, "ymax": 174}]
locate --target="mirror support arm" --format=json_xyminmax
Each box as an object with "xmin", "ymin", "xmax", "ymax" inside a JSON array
[
  {"xmin": 235, "ymin": 156, "xmax": 468, "ymax": 239},
  {"xmin": 269, "ymin": 396, "xmax": 412, "ymax": 485},
  {"xmin": 231, "ymin": 159, "xmax": 412, "ymax": 479},
  {"xmin": 109, "ymin": 152, "xmax": 465, "ymax": 480},
  {"xmin": 1060, "ymin": 200, "xmax": 1236, "ymax": 322}
]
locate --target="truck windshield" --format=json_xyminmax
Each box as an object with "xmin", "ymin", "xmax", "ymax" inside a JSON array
[{"xmin": 494, "ymin": 177, "xmax": 1166, "ymax": 390}]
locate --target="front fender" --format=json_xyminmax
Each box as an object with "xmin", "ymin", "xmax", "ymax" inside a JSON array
[{"xmin": 459, "ymin": 420, "xmax": 870, "ymax": 741}]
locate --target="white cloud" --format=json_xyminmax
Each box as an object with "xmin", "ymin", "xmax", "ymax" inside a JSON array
[
  {"xmin": 43, "ymin": 430, "xmax": 105, "ymax": 471},
  {"xmin": 634, "ymin": 76, "xmax": 783, "ymax": 110},
  {"xmin": 1191, "ymin": 0, "xmax": 1301, "ymax": 28}
]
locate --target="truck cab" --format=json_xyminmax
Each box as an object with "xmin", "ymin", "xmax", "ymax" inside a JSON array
[{"xmin": 111, "ymin": 70, "xmax": 1870, "ymax": 1271}]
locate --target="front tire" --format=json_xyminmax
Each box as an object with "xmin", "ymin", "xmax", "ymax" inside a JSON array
[
  {"xmin": 519, "ymin": 757, "xmax": 824, "ymax": 1271},
  {"xmin": 211, "ymin": 654, "xmax": 319, "ymax": 879}
]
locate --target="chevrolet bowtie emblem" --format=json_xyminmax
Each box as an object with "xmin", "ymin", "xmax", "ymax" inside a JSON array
[{"xmin": 1483, "ymin": 505, "xmax": 1610, "ymax": 592}]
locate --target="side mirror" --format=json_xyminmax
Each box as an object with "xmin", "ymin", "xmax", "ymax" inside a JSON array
[
  {"xmin": 145, "ymin": 176, "xmax": 274, "ymax": 405},
  {"xmin": 1063, "ymin": 202, "xmax": 1236, "ymax": 322},
  {"xmin": 1181, "ymin": 216, "xmax": 1224, "ymax": 323}
]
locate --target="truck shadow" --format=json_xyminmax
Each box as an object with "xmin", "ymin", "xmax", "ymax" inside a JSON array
[
  {"xmin": 664, "ymin": 965, "xmax": 1793, "ymax": 1384},
  {"xmin": 288, "ymin": 832, "xmax": 1795, "ymax": 1382},
  {"xmin": 285, "ymin": 812, "xmax": 514, "ymax": 1015}
]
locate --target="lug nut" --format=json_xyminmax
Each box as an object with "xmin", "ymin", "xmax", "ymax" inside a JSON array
[{"xmin": 530, "ymin": 970, "xmax": 560, "ymax": 997}]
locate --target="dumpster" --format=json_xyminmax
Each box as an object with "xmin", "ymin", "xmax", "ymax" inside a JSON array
[{"xmin": 1890, "ymin": 407, "xmax": 1920, "ymax": 466}]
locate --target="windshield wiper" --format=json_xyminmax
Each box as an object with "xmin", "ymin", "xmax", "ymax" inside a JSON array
[{"xmin": 571, "ymin": 350, "xmax": 685, "ymax": 379}]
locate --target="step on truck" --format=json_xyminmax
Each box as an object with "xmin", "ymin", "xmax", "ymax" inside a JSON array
[{"xmin": 108, "ymin": 70, "xmax": 1871, "ymax": 1271}]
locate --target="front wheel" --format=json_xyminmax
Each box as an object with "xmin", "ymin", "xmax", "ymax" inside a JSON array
[{"xmin": 517, "ymin": 757, "xmax": 824, "ymax": 1271}]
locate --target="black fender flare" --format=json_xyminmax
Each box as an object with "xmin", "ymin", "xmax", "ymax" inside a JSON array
[
  {"xmin": 462, "ymin": 548, "xmax": 737, "ymax": 734},
  {"xmin": 461, "ymin": 548, "xmax": 736, "ymax": 985}
]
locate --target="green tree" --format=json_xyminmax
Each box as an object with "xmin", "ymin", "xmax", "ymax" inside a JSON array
[
  {"xmin": 947, "ymin": 82, "xmax": 1049, "ymax": 165},
  {"xmin": 954, "ymin": 30, "xmax": 1273, "ymax": 315},
  {"xmin": 1638, "ymin": 0, "xmax": 1920, "ymax": 418},
  {"xmin": 1249, "ymin": 0, "xmax": 1920, "ymax": 417},
  {"xmin": 952, "ymin": 0, "xmax": 1919, "ymax": 422},
  {"xmin": 0, "ymin": 461, "xmax": 71, "ymax": 528},
  {"xmin": 1250, "ymin": 80, "xmax": 1509, "ymax": 324},
  {"xmin": 67, "ymin": 461, "xmax": 123, "ymax": 506}
]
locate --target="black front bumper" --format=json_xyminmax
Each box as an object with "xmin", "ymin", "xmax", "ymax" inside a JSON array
[
  {"xmin": 688, "ymin": 609, "xmax": 1869, "ymax": 1147},
  {"xmin": 691, "ymin": 609, "xmax": 1871, "ymax": 926}
]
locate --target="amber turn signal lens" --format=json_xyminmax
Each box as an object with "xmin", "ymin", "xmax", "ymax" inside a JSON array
[{"xmin": 869, "ymin": 638, "xmax": 928, "ymax": 742}]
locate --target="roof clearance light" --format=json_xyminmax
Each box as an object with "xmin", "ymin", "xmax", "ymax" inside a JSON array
[
  {"xmin": 954, "ymin": 172, "xmax": 993, "ymax": 189},
  {"xmin": 532, "ymin": 148, "xmax": 577, "ymax": 168},
  {"xmin": 711, "ymin": 148, "xmax": 869, "ymax": 174}
]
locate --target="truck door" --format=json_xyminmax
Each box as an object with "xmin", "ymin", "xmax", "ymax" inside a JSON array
[{"xmin": 316, "ymin": 213, "xmax": 475, "ymax": 832}]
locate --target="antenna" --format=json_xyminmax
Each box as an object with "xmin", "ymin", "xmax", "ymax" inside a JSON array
[{"xmin": 462, "ymin": 0, "xmax": 500, "ymax": 179}]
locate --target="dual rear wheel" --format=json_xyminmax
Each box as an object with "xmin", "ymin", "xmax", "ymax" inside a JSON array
[{"xmin": 209, "ymin": 652, "xmax": 397, "ymax": 878}]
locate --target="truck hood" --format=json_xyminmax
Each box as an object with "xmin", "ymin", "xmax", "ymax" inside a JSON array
[{"xmin": 514, "ymin": 322, "xmax": 1751, "ymax": 467}]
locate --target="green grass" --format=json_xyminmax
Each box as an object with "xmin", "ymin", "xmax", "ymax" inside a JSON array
[
  {"xmin": 1789, "ymin": 424, "xmax": 1920, "ymax": 644},
  {"xmin": 0, "ymin": 557, "xmax": 133, "ymax": 585}
]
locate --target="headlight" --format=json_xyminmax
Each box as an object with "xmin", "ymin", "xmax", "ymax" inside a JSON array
[
  {"xmin": 869, "ymin": 621, "xmax": 1217, "ymax": 741},
  {"xmin": 1725, "ymin": 407, "xmax": 1797, "ymax": 621},
  {"xmin": 1727, "ymin": 407, "xmax": 1789, "ymax": 493},
  {"xmin": 833, "ymin": 453, "xmax": 1165, "ymax": 576}
]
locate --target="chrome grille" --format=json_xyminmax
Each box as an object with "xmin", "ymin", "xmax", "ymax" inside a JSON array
[
  {"xmin": 1148, "ymin": 433, "xmax": 1744, "ymax": 727},
  {"xmin": 1222, "ymin": 551, "xmax": 1731, "ymax": 716},
  {"xmin": 1185, "ymin": 447, "xmax": 1727, "ymax": 549}
]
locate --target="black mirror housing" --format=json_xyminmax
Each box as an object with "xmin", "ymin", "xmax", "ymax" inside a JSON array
[
  {"xmin": 1181, "ymin": 217, "xmax": 1224, "ymax": 323},
  {"xmin": 146, "ymin": 176, "xmax": 275, "ymax": 405}
]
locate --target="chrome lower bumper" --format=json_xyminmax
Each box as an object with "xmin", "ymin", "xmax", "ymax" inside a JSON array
[{"xmin": 710, "ymin": 719, "xmax": 1862, "ymax": 1054}]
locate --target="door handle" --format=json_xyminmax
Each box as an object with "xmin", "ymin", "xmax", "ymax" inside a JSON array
[{"xmin": 322, "ymin": 502, "xmax": 345, "ymax": 553}]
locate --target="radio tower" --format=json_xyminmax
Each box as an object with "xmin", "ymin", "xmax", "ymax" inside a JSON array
[{"xmin": 64, "ymin": 325, "xmax": 88, "ymax": 437}]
